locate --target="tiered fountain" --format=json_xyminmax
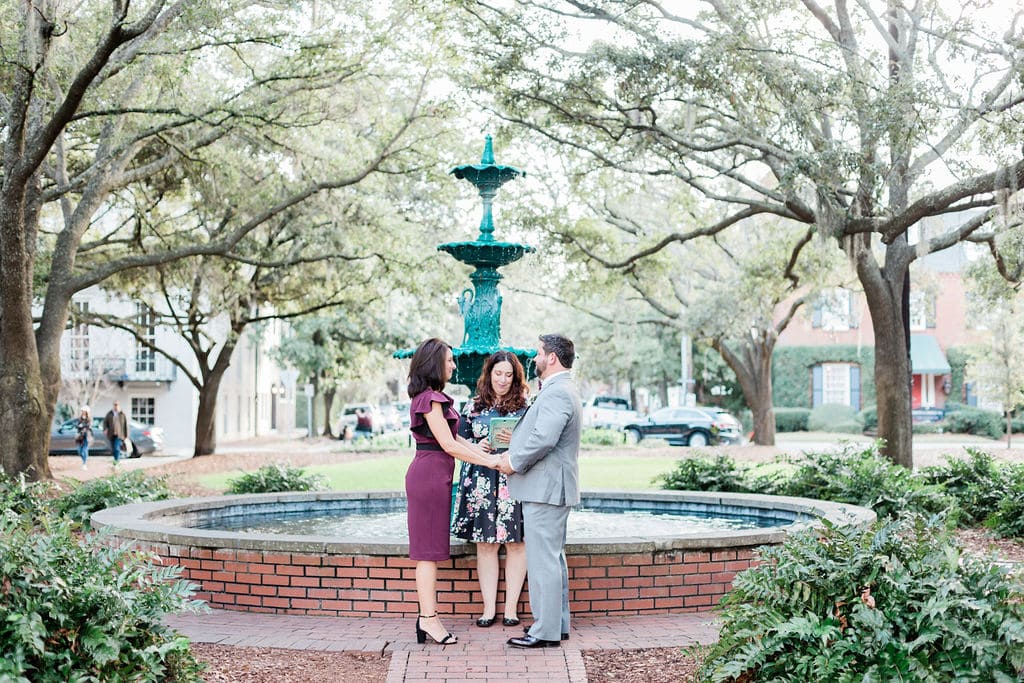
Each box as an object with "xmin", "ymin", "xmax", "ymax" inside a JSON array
[{"xmin": 395, "ymin": 135, "xmax": 536, "ymax": 388}]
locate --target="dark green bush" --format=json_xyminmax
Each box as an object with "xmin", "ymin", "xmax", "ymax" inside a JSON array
[
  {"xmin": 919, "ymin": 449, "xmax": 1008, "ymax": 526},
  {"xmin": 774, "ymin": 407, "xmax": 810, "ymax": 432},
  {"xmin": 857, "ymin": 405, "xmax": 877, "ymax": 431},
  {"xmin": 227, "ymin": 462, "xmax": 328, "ymax": 494},
  {"xmin": 774, "ymin": 443, "xmax": 954, "ymax": 520},
  {"xmin": 0, "ymin": 513, "xmax": 205, "ymax": 682},
  {"xmin": 989, "ymin": 464, "xmax": 1024, "ymax": 538},
  {"xmin": 807, "ymin": 404, "xmax": 859, "ymax": 432},
  {"xmin": 944, "ymin": 406, "xmax": 1004, "ymax": 439},
  {"xmin": 0, "ymin": 473, "xmax": 50, "ymax": 518},
  {"xmin": 53, "ymin": 470, "xmax": 173, "ymax": 528},
  {"xmin": 702, "ymin": 514, "xmax": 1024, "ymax": 682},
  {"xmin": 657, "ymin": 454, "xmax": 773, "ymax": 493},
  {"xmin": 912, "ymin": 421, "xmax": 944, "ymax": 434}
]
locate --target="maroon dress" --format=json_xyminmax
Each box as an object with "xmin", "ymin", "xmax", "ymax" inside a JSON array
[{"xmin": 406, "ymin": 389, "xmax": 459, "ymax": 561}]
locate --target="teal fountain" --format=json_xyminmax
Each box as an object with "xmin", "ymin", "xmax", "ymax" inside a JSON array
[{"xmin": 396, "ymin": 136, "xmax": 536, "ymax": 389}]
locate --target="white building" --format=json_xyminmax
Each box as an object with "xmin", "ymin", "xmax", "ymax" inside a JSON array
[{"xmin": 58, "ymin": 287, "xmax": 298, "ymax": 453}]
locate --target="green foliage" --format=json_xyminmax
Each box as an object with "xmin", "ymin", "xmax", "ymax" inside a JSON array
[
  {"xmin": 227, "ymin": 462, "xmax": 329, "ymax": 494},
  {"xmin": 857, "ymin": 405, "xmax": 877, "ymax": 431},
  {"xmin": 775, "ymin": 443, "xmax": 954, "ymax": 520},
  {"xmin": 774, "ymin": 407, "xmax": 810, "ymax": 432},
  {"xmin": 944, "ymin": 406, "xmax": 1004, "ymax": 439},
  {"xmin": 919, "ymin": 449, "xmax": 1009, "ymax": 526},
  {"xmin": 772, "ymin": 346, "xmax": 875, "ymax": 408},
  {"xmin": 946, "ymin": 346, "xmax": 969, "ymax": 404},
  {"xmin": 989, "ymin": 465, "xmax": 1024, "ymax": 538},
  {"xmin": 807, "ymin": 403, "xmax": 858, "ymax": 432},
  {"xmin": 581, "ymin": 428, "xmax": 627, "ymax": 447},
  {"xmin": 0, "ymin": 512, "xmax": 206, "ymax": 682},
  {"xmin": 912, "ymin": 422, "xmax": 944, "ymax": 434},
  {"xmin": 702, "ymin": 515, "xmax": 1024, "ymax": 682},
  {"xmin": 53, "ymin": 470, "xmax": 173, "ymax": 528},
  {"xmin": 658, "ymin": 454, "xmax": 773, "ymax": 493},
  {"xmin": 0, "ymin": 473, "xmax": 50, "ymax": 517}
]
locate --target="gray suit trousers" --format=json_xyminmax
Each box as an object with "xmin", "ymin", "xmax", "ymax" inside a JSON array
[{"xmin": 522, "ymin": 501, "xmax": 571, "ymax": 641}]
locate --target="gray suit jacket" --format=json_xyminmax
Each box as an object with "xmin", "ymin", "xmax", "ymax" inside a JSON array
[{"xmin": 507, "ymin": 372, "xmax": 582, "ymax": 507}]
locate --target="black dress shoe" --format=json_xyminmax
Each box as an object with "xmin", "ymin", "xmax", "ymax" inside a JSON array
[
  {"xmin": 502, "ymin": 617, "xmax": 520, "ymax": 626},
  {"xmin": 507, "ymin": 635, "xmax": 561, "ymax": 648},
  {"xmin": 523, "ymin": 626, "xmax": 569, "ymax": 640},
  {"xmin": 476, "ymin": 616, "xmax": 496, "ymax": 627}
]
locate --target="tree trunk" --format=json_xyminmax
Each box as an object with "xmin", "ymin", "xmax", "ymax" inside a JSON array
[
  {"xmin": 713, "ymin": 338, "xmax": 776, "ymax": 446},
  {"xmin": 322, "ymin": 386, "xmax": 336, "ymax": 437},
  {"xmin": 193, "ymin": 377, "xmax": 223, "ymax": 457},
  {"xmin": 857, "ymin": 246, "xmax": 914, "ymax": 469},
  {"xmin": 0, "ymin": 185, "xmax": 52, "ymax": 481}
]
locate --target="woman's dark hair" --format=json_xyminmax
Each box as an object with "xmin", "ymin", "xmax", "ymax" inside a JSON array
[
  {"xmin": 407, "ymin": 338, "xmax": 452, "ymax": 398},
  {"xmin": 472, "ymin": 351, "xmax": 529, "ymax": 414},
  {"xmin": 539, "ymin": 333, "xmax": 575, "ymax": 368}
]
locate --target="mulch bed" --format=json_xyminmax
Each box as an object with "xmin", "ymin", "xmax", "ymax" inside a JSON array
[{"xmin": 191, "ymin": 644, "xmax": 389, "ymax": 682}]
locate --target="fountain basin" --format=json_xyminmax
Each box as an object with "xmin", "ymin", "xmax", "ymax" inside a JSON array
[{"xmin": 92, "ymin": 490, "xmax": 874, "ymax": 618}]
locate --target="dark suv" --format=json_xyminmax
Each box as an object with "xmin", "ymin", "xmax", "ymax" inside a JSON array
[{"xmin": 624, "ymin": 407, "xmax": 722, "ymax": 447}]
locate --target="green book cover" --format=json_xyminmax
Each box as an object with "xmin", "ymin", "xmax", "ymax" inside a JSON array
[{"xmin": 488, "ymin": 417, "xmax": 520, "ymax": 450}]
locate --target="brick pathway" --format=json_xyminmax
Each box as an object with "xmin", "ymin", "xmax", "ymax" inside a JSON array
[{"xmin": 168, "ymin": 610, "xmax": 720, "ymax": 682}]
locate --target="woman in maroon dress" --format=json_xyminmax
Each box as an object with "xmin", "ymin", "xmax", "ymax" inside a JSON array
[{"xmin": 406, "ymin": 338, "xmax": 499, "ymax": 645}]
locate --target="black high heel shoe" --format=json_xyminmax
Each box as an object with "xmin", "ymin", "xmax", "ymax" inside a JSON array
[{"xmin": 416, "ymin": 614, "xmax": 457, "ymax": 645}]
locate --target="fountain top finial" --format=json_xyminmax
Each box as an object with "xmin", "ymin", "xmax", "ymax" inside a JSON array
[{"xmin": 481, "ymin": 134, "xmax": 495, "ymax": 164}]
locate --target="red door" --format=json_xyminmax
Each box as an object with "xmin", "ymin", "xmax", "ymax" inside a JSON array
[{"xmin": 911, "ymin": 375, "xmax": 922, "ymax": 409}]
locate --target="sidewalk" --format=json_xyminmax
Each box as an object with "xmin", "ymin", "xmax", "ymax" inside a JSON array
[{"xmin": 167, "ymin": 609, "xmax": 721, "ymax": 682}]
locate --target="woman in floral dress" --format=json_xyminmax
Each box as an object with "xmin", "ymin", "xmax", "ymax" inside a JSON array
[{"xmin": 451, "ymin": 351, "xmax": 530, "ymax": 627}]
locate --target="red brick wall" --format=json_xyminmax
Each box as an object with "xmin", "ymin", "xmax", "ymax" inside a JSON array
[{"xmin": 145, "ymin": 542, "xmax": 759, "ymax": 617}]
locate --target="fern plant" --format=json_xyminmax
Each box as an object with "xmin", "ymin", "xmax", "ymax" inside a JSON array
[{"xmin": 702, "ymin": 514, "xmax": 1024, "ymax": 682}]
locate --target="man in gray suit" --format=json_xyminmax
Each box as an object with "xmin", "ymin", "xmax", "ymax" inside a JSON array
[{"xmin": 500, "ymin": 334, "xmax": 581, "ymax": 648}]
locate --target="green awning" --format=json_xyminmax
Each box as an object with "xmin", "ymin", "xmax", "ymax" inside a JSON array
[{"xmin": 910, "ymin": 334, "xmax": 951, "ymax": 375}]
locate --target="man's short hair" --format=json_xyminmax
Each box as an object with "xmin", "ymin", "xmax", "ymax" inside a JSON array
[{"xmin": 539, "ymin": 334, "xmax": 575, "ymax": 368}]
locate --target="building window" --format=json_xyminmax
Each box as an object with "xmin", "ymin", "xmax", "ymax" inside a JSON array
[
  {"xmin": 69, "ymin": 301, "xmax": 90, "ymax": 367},
  {"xmin": 812, "ymin": 363, "xmax": 862, "ymax": 409},
  {"xmin": 822, "ymin": 363, "xmax": 851, "ymax": 405},
  {"xmin": 812, "ymin": 288, "xmax": 855, "ymax": 331},
  {"xmin": 909, "ymin": 291, "xmax": 935, "ymax": 331},
  {"xmin": 131, "ymin": 397, "xmax": 155, "ymax": 425},
  {"xmin": 135, "ymin": 304, "xmax": 156, "ymax": 373}
]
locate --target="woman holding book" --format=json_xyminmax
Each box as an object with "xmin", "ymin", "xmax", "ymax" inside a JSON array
[{"xmin": 451, "ymin": 350, "xmax": 530, "ymax": 628}]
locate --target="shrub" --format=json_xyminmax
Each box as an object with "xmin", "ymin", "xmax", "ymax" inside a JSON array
[
  {"xmin": 857, "ymin": 405, "xmax": 877, "ymax": 431},
  {"xmin": 912, "ymin": 422, "xmax": 944, "ymax": 434},
  {"xmin": 807, "ymin": 403, "xmax": 859, "ymax": 432},
  {"xmin": 989, "ymin": 464, "xmax": 1024, "ymax": 538},
  {"xmin": 658, "ymin": 454, "xmax": 773, "ymax": 493},
  {"xmin": 773, "ymin": 443, "xmax": 953, "ymax": 519},
  {"xmin": 774, "ymin": 407, "xmax": 810, "ymax": 432},
  {"xmin": 581, "ymin": 428, "xmax": 626, "ymax": 447},
  {"xmin": 702, "ymin": 515, "xmax": 1024, "ymax": 682},
  {"xmin": 227, "ymin": 462, "xmax": 329, "ymax": 494},
  {"xmin": 918, "ymin": 449, "xmax": 1008, "ymax": 526},
  {"xmin": 943, "ymin": 406, "xmax": 1004, "ymax": 439},
  {"xmin": 53, "ymin": 470, "xmax": 173, "ymax": 528},
  {"xmin": 0, "ymin": 513, "xmax": 206, "ymax": 682},
  {"xmin": 0, "ymin": 473, "xmax": 50, "ymax": 518}
]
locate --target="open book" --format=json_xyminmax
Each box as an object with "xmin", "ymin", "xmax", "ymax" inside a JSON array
[{"xmin": 488, "ymin": 417, "xmax": 520, "ymax": 450}]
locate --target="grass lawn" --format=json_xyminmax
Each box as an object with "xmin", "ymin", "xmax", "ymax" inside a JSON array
[{"xmin": 197, "ymin": 453, "xmax": 686, "ymax": 492}]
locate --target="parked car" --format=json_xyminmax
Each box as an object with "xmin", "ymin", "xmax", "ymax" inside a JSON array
[
  {"xmin": 623, "ymin": 407, "xmax": 723, "ymax": 447},
  {"xmin": 338, "ymin": 403, "xmax": 385, "ymax": 436},
  {"xmin": 701, "ymin": 407, "xmax": 744, "ymax": 444},
  {"xmin": 49, "ymin": 417, "xmax": 164, "ymax": 458},
  {"xmin": 582, "ymin": 395, "xmax": 641, "ymax": 430}
]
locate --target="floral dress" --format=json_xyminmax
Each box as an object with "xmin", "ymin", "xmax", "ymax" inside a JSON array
[{"xmin": 450, "ymin": 403, "xmax": 526, "ymax": 544}]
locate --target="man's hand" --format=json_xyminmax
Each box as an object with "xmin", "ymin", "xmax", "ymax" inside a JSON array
[{"xmin": 497, "ymin": 453, "xmax": 515, "ymax": 475}]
